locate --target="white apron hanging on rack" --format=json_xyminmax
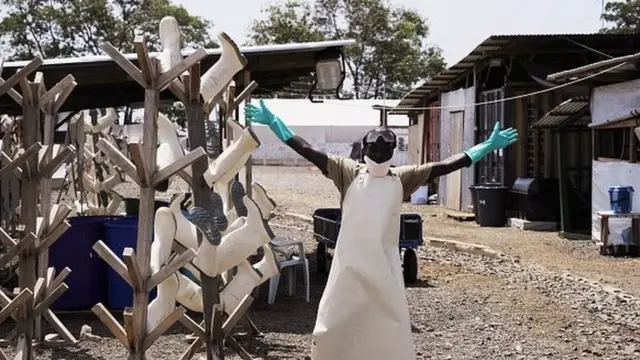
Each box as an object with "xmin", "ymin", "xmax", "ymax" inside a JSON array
[{"xmin": 312, "ymin": 167, "xmax": 415, "ymax": 360}]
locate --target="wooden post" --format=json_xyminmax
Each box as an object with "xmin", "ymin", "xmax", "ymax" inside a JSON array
[
  {"xmin": 0, "ymin": 58, "xmax": 78, "ymax": 359},
  {"xmin": 16, "ymin": 68, "xmax": 41, "ymax": 360},
  {"xmin": 36, "ymin": 74, "xmax": 77, "ymax": 341},
  {"xmin": 90, "ymin": 36, "xmax": 205, "ymax": 360},
  {"xmin": 182, "ymin": 64, "xmax": 224, "ymax": 360},
  {"xmin": 243, "ymin": 71, "xmax": 252, "ymax": 198}
]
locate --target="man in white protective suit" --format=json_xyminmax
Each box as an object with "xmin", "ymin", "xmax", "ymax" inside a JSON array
[{"xmin": 245, "ymin": 100, "xmax": 518, "ymax": 360}]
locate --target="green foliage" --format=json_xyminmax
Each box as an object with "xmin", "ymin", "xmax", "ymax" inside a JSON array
[
  {"xmin": 0, "ymin": 0, "xmax": 217, "ymax": 60},
  {"xmin": 601, "ymin": 0, "xmax": 640, "ymax": 33},
  {"xmin": 247, "ymin": 0, "xmax": 446, "ymax": 99}
]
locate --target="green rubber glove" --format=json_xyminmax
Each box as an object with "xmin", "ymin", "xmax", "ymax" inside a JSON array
[
  {"xmin": 464, "ymin": 121, "xmax": 518, "ymax": 164},
  {"xmin": 244, "ymin": 99, "xmax": 294, "ymax": 142}
]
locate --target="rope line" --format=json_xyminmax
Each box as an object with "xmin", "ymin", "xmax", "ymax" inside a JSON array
[{"xmin": 256, "ymin": 60, "xmax": 628, "ymax": 112}]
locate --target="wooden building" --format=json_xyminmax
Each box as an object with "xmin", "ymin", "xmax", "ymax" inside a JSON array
[
  {"xmin": 546, "ymin": 52, "xmax": 640, "ymax": 240},
  {"xmin": 392, "ymin": 34, "xmax": 640, "ymax": 212}
]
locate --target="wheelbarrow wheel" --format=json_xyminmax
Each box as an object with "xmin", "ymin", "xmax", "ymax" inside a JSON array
[
  {"xmin": 403, "ymin": 248, "xmax": 418, "ymax": 284},
  {"xmin": 317, "ymin": 242, "xmax": 327, "ymax": 273}
]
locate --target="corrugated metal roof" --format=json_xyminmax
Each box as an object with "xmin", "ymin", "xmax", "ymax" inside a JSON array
[
  {"xmin": 589, "ymin": 108, "xmax": 640, "ymax": 129},
  {"xmin": 239, "ymin": 99, "xmax": 407, "ymax": 127},
  {"xmin": 1, "ymin": 39, "xmax": 357, "ymax": 68},
  {"xmin": 531, "ymin": 97, "xmax": 590, "ymax": 129},
  {"xmin": 391, "ymin": 33, "xmax": 640, "ymax": 114},
  {"xmin": 547, "ymin": 51, "xmax": 640, "ymax": 82}
]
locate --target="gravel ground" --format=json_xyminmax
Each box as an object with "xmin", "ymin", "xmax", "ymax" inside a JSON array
[{"xmin": 3, "ymin": 165, "xmax": 640, "ymax": 359}]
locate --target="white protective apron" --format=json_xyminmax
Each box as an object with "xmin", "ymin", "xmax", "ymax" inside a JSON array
[{"xmin": 312, "ymin": 168, "xmax": 415, "ymax": 360}]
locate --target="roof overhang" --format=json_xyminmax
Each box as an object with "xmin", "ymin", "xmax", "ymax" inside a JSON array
[
  {"xmin": 391, "ymin": 33, "xmax": 640, "ymax": 115},
  {"xmin": 0, "ymin": 39, "xmax": 356, "ymax": 114},
  {"xmin": 547, "ymin": 51, "xmax": 640, "ymax": 84}
]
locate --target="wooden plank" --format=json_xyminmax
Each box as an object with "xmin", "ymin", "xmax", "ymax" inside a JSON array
[
  {"xmin": 156, "ymin": 48, "xmax": 207, "ymax": 91},
  {"xmin": 0, "ymin": 289, "xmax": 32, "ymax": 324},
  {"xmin": 151, "ymin": 148, "xmax": 206, "ymax": 186},
  {"xmin": 92, "ymin": 303, "xmax": 129, "ymax": 349},
  {"xmin": 16, "ymin": 79, "xmax": 41, "ymax": 360},
  {"xmin": 147, "ymin": 248, "xmax": 196, "ymax": 291},
  {"xmin": 141, "ymin": 306, "xmax": 185, "ymax": 351},
  {"xmin": 244, "ymin": 70, "xmax": 253, "ymax": 198},
  {"xmin": 0, "ymin": 57, "xmax": 42, "ymax": 97},
  {"xmin": 93, "ymin": 240, "xmax": 132, "ymax": 286},
  {"xmin": 126, "ymin": 55, "xmax": 160, "ymax": 359},
  {"xmin": 100, "ymin": 42, "xmax": 146, "ymax": 87},
  {"xmin": 133, "ymin": 36, "xmax": 153, "ymax": 86}
]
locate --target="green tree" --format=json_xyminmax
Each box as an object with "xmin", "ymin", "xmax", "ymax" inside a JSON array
[
  {"xmin": 601, "ymin": 0, "xmax": 640, "ymax": 33},
  {"xmin": 0, "ymin": 0, "xmax": 217, "ymax": 60},
  {"xmin": 247, "ymin": 0, "xmax": 445, "ymax": 99},
  {"xmin": 0, "ymin": 0, "xmax": 216, "ymax": 126}
]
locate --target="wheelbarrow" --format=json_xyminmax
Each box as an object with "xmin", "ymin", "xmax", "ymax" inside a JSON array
[{"xmin": 312, "ymin": 208, "xmax": 423, "ymax": 284}]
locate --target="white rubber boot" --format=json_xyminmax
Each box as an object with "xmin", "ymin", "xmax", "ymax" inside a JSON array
[
  {"xmin": 84, "ymin": 108, "xmax": 117, "ymax": 134},
  {"xmin": 100, "ymin": 172, "xmax": 122, "ymax": 193},
  {"xmin": 82, "ymin": 171, "xmax": 98, "ymax": 193},
  {"xmin": 224, "ymin": 180, "xmax": 247, "ymax": 227},
  {"xmin": 147, "ymin": 273, "xmax": 179, "ymax": 332},
  {"xmin": 254, "ymin": 244, "xmax": 280, "ymax": 285},
  {"xmin": 203, "ymin": 120, "xmax": 259, "ymax": 187},
  {"xmin": 169, "ymin": 193, "xmax": 198, "ymax": 250},
  {"xmin": 186, "ymin": 207, "xmax": 221, "ymax": 277},
  {"xmin": 221, "ymin": 217, "xmax": 245, "ymax": 236},
  {"xmin": 147, "ymin": 207, "xmax": 179, "ymax": 331},
  {"xmin": 200, "ymin": 33, "xmax": 247, "ymax": 104},
  {"xmin": 220, "ymin": 260, "xmax": 261, "ymax": 313},
  {"xmin": 251, "ymin": 182, "xmax": 276, "ymax": 220},
  {"xmin": 228, "ymin": 118, "xmax": 244, "ymax": 140},
  {"xmin": 216, "ymin": 196, "xmax": 274, "ymax": 274},
  {"xmin": 214, "ymin": 181, "xmax": 231, "ymax": 214},
  {"xmin": 176, "ymin": 272, "xmax": 203, "ymax": 312},
  {"xmin": 150, "ymin": 207, "xmax": 177, "ymax": 273},
  {"xmin": 156, "ymin": 113, "xmax": 185, "ymax": 172},
  {"xmin": 158, "ymin": 16, "xmax": 183, "ymax": 75},
  {"xmin": 105, "ymin": 192, "xmax": 123, "ymax": 215}
]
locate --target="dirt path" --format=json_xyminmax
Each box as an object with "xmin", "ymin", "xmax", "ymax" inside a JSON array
[
  {"xmin": 15, "ymin": 165, "xmax": 639, "ymax": 359},
  {"xmin": 249, "ymin": 165, "xmax": 640, "ymax": 298}
]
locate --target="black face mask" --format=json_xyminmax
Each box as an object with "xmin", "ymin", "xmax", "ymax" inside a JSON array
[{"xmin": 362, "ymin": 128, "xmax": 396, "ymax": 163}]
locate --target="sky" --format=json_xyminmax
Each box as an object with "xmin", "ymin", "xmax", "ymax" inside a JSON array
[{"xmin": 172, "ymin": 0, "xmax": 610, "ymax": 66}]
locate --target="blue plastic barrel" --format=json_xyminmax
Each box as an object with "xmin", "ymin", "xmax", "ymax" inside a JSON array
[
  {"xmin": 609, "ymin": 186, "xmax": 634, "ymax": 214},
  {"xmin": 49, "ymin": 215, "xmax": 120, "ymax": 310},
  {"xmin": 104, "ymin": 216, "xmax": 157, "ymax": 309}
]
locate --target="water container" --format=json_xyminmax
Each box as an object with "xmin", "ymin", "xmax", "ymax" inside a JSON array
[
  {"xmin": 608, "ymin": 186, "xmax": 634, "ymax": 214},
  {"xmin": 475, "ymin": 185, "xmax": 508, "ymax": 227},
  {"xmin": 104, "ymin": 217, "xmax": 157, "ymax": 309},
  {"xmin": 49, "ymin": 215, "xmax": 119, "ymax": 310},
  {"xmin": 410, "ymin": 186, "xmax": 429, "ymax": 205}
]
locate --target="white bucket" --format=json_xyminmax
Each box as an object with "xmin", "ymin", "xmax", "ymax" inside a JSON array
[{"xmin": 411, "ymin": 186, "xmax": 429, "ymax": 205}]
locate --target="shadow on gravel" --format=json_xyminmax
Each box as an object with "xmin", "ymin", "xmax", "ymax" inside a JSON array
[
  {"xmin": 406, "ymin": 279, "xmax": 436, "ymax": 289},
  {"xmin": 48, "ymin": 347, "xmax": 100, "ymax": 360}
]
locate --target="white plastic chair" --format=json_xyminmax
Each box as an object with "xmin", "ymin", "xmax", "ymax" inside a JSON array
[{"xmin": 268, "ymin": 240, "xmax": 310, "ymax": 304}]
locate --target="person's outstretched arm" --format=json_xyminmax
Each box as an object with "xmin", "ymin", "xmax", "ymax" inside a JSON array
[
  {"xmin": 396, "ymin": 122, "xmax": 518, "ymax": 199},
  {"xmin": 245, "ymin": 100, "xmax": 329, "ymax": 173},
  {"xmin": 285, "ymin": 136, "xmax": 329, "ymax": 173}
]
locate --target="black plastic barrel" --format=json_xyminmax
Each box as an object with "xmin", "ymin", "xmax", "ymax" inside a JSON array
[
  {"xmin": 470, "ymin": 183, "xmax": 503, "ymax": 224},
  {"xmin": 475, "ymin": 185, "xmax": 508, "ymax": 227}
]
